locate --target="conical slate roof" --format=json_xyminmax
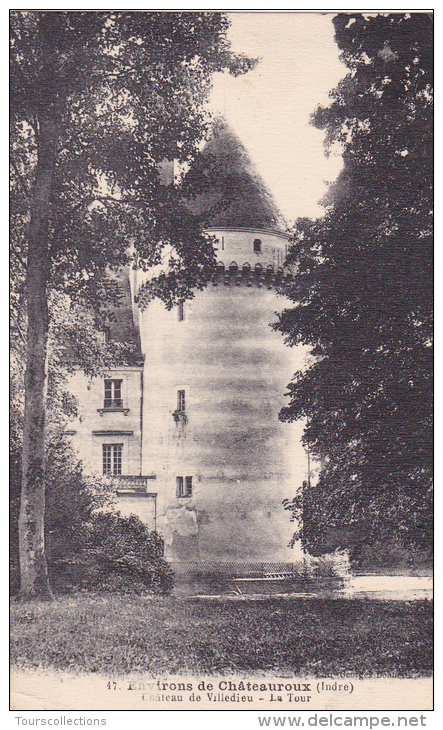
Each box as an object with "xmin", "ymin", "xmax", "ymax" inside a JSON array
[{"xmin": 183, "ymin": 118, "xmax": 287, "ymax": 231}]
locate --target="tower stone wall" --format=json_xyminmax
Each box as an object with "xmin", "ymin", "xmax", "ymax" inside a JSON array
[{"xmin": 138, "ymin": 227, "xmax": 306, "ymax": 563}]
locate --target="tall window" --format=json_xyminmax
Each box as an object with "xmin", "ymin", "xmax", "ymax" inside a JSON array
[
  {"xmin": 253, "ymin": 238, "xmax": 262, "ymax": 253},
  {"xmin": 177, "ymin": 389, "xmax": 186, "ymax": 412},
  {"xmin": 104, "ymin": 379, "xmax": 123, "ymax": 408},
  {"xmin": 177, "ymin": 301, "xmax": 184, "ymax": 322},
  {"xmin": 176, "ymin": 476, "xmax": 193, "ymax": 497},
  {"xmin": 103, "ymin": 444, "xmax": 123, "ymax": 475}
]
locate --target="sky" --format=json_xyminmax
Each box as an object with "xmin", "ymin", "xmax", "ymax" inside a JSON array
[{"xmin": 210, "ymin": 12, "xmax": 347, "ymax": 224}]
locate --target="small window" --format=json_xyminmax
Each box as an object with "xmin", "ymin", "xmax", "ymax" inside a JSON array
[
  {"xmin": 104, "ymin": 379, "xmax": 123, "ymax": 409},
  {"xmin": 176, "ymin": 476, "xmax": 183, "ymax": 496},
  {"xmin": 176, "ymin": 475, "xmax": 193, "ymax": 497},
  {"xmin": 103, "ymin": 444, "xmax": 123, "ymax": 475},
  {"xmin": 177, "ymin": 301, "xmax": 184, "ymax": 322},
  {"xmin": 177, "ymin": 389, "xmax": 186, "ymax": 412},
  {"xmin": 253, "ymin": 238, "xmax": 262, "ymax": 253},
  {"xmin": 185, "ymin": 476, "xmax": 193, "ymax": 495}
]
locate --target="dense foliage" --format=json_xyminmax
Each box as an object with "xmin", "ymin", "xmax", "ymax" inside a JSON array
[
  {"xmin": 11, "ymin": 436, "xmax": 173, "ymax": 595},
  {"xmin": 78, "ymin": 513, "xmax": 174, "ymax": 595},
  {"xmin": 10, "ymin": 436, "xmax": 113, "ymax": 593},
  {"xmin": 11, "ymin": 11, "xmax": 254, "ymax": 307},
  {"xmin": 277, "ymin": 13, "xmax": 433, "ymax": 560}
]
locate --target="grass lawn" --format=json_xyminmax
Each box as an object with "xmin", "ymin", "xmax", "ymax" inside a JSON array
[{"xmin": 10, "ymin": 594, "xmax": 432, "ymax": 677}]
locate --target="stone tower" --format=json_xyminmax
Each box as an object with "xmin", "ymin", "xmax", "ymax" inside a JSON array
[{"xmin": 133, "ymin": 120, "xmax": 307, "ymax": 564}]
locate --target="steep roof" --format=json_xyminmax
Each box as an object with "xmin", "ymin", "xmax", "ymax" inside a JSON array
[
  {"xmin": 105, "ymin": 271, "xmax": 143, "ymax": 365},
  {"xmin": 183, "ymin": 118, "xmax": 287, "ymax": 231}
]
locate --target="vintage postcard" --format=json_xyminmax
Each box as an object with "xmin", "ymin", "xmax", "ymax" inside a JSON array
[{"xmin": 10, "ymin": 8, "xmax": 433, "ymax": 718}]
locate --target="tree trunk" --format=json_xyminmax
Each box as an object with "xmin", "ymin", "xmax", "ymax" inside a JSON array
[{"xmin": 18, "ymin": 115, "xmax": 59, "ymax": 600}]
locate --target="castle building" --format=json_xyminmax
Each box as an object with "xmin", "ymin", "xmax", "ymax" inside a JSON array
[{"xmin": 67, "ymin": 120, "xmax": 307, "ymax": 565}]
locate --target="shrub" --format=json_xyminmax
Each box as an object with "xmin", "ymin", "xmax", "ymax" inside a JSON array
[
  {"xmin": 354, "ymin": 539, "xmax": 432, "ymax": 572},
  {"xmin": 11, "ymin": 433, "xmax": 174, "ymax": 596},
  {"xmin": 305, "ymin": 552, "xmax": 350, "ymax": 579},
  {"xmin": 62, "ymin": 512, "xmax": 175, "ymax": 595}
]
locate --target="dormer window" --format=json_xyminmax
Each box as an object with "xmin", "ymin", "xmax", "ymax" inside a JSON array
[
  {"xmin": 253, "ymin": 239, "xmax": 262, "ymax": 253},
  {"xmin": 104, "ymin": 379, "xmax": 123, "ymax": 409}
]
